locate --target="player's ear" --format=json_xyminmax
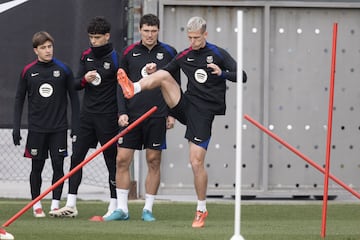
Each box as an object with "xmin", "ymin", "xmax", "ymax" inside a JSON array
[
  {"xmin": 203, "ymin": 31, "xmax": 208, "ymax": 38},
  {"xmin": 33, "ymin": 48, "xmax": 39, "ymax": 56},
  {"xmin": 105, "ymin": 33, "xmax": 111, "ymax": 41}
]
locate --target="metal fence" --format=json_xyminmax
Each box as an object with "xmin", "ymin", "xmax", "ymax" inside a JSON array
[{"xmin": 0, "ymin": 129, "xmax": 110, "ymax": 188}]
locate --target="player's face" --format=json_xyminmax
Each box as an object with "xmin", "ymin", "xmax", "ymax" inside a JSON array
[
  {"xmin": 188, "ymin": 29, "xmax": 207, "ymax": 50},
  {"xmin": 140, "ymin": 24, "xmax": 159, "ymax": 49},
  {"xmin": 88, "ymin": 33, "xmax": 110, "ymax": 47},
  {"xmin": 34, "ymin": 40, "xmax": 53, "ymax": 62}
]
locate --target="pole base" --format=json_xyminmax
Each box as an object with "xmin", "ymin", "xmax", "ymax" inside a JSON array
[
  {"xmin": 0, "ymin": 228, "xmax": 14, "ymax": 240},
  {"xmin": 230, "ymin": 235, "xmax": 245, "ymax": 240}
]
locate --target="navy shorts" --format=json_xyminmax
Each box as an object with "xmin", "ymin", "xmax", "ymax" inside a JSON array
[
  {"xmin": 118, "ymin": 117, "xmax": 167, "ymax": 150},
  {"xmin": 169, "ymin": 94, "xmax": 214, "ymax": 149},
  {"xmin": 24, "ymin": 130, "xmax": 68, "ymax": 160}
]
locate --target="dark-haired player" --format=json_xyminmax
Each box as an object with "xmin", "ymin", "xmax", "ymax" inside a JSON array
[
  {"xmin": 104, "ymin": 14, "xmax": 180, "ymax": 222},
  {"xmin": 50, "ymin": 16, "xmax": 119, "ymax": 218}
]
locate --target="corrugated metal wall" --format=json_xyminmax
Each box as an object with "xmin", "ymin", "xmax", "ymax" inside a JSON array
[{"xmin": 137, "ymin": 0, "xmax": 360, "ymax": 198}]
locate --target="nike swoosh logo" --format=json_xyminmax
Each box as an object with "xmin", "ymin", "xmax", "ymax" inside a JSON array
[
  {"xmin": 59, "ymin": 149, "xmax": 66, "ymax": 153},
  {"xmin": 31, "ymin": 73, "xmax": 39, "ymax": 77},
  {"xmin": 152, "ymin": 143, "xmax": 161, "ymax": 147},
  {"xmin": 187, "ymin": 58, "xmax": 195, "ymax": 62},
  {"xmin": 86, "ymin": 58, "xmax": 94, "ymax": 61},
  {"xmin": 0, "ymin": 0, "xmax": 29, "ymax": 14},
  {"xmin": 132, "ymin": 53, "xmax": 141, "ymax": 57},
  {"xmin": 193, "ymin": 137, "xmax": 202, "ymax": 142}
]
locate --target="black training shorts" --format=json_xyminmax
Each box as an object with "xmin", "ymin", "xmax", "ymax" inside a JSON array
[
  {"xmin": 24, "ymin": 130, "xmax": 67, "ymax": 160},
  {"xmin": 118, "ymin": 117, "xmax": 167, "ymax": 150}
]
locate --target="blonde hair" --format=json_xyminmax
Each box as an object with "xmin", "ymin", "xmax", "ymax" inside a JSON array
[{"xmin": 186, "ymin": 16, "xmax": 206, "ymax": 33}]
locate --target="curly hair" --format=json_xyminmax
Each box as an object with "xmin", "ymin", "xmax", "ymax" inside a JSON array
[{"xmin": 87, "ymin": 16, "xmax": 111, "ymax": 34}]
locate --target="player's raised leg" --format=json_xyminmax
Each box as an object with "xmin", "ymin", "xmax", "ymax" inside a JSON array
[{"xmin": 117, "ymin": 68, "xmax": 181, "ymax": 109}]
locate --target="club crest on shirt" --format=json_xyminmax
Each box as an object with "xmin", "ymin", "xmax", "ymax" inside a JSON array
[
  {"xmin": 206, "ymin": 56, "xmax": 213, "ymax": 64},
  {"xmin": 53, "ymin": 70, "xmax": 60, "ymax": 77},
  {"xmin": 156, "ymin": 52, "xmax": 164, "ymax": 60},
  {"xmin": 194, "ymin": 69, "xmax": 208, "ymax": 83},
  {"xmin": 103, "ymin": 62, "xmax": 110, "ymax": 70}
]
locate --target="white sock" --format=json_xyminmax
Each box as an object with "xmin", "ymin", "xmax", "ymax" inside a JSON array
[
  {"xmin": 51, "ymin": 199, "xmax": 60, "ymax": 210},
  {"xmin": 134, "ymin": 82, "xmax": 141, "ymax": 94},
  {"xmin": 116, "ymin": 189, "xmax": 129, "ymax": 213},
  {"xmin": 66, "ymin": 194, "xmax": 77, "ymax": 208},
  {"xmin": 33, "ymin": 201, "xmax": 42, "ymax": 211},
  {"xmin": 196, "ymin": 200, "xmax": 207, "ymax": 212},
  {"xmin": 143, "ymin": 193, "xmax": 155, "ymax": 212},
  {"xmin": 108, "ymin": 198, "xmax": 117, "ymax": 212}
]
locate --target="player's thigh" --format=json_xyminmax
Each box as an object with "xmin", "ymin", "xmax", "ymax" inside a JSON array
[
  {"xmin": 169, "ymin": 92, "xmax": 188, "ymax": 125},
  {"xmin": 76, "ymin": 114, "xmax": 99, "ymax": 147},
  {"xmin": 48, "ymin": 130, "xmax": 67, "ymax": 158},
  {"xmin": 116, "ymin": 147, "xmax": 135, "ymax": 167},
  {"xmin": 161, "ymin": 76, "xmax": 182, "ymax": 109},
  {"xmin": 143, "ymin": 117, "xmax": 167, "ymax": 150},
  {"xmin": 25, "ymin": 131, "xmax": 49, "ymax": 160},
  {"xmin": 118, "ymin": 124, "xmax": 143, "ymax": 150},
  {"xmin": 185, "ymin": 107, "xmax": 214, "ymax": 149},
  {"xmin": 95, "ymin": 114, "xmax": 119, "ymax": 145}
]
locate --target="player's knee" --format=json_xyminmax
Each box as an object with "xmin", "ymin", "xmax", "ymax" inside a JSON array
[
  {"xmin": 147, "ymin": 157, "xmax": 161, "ymax": 169},
  {"xmin": 190, "ymin": 157, "xmax": 205, "ymax": 170},
  {"xmin": 116, "ymin": 157, "xmax": 131, "ymax": 170}
]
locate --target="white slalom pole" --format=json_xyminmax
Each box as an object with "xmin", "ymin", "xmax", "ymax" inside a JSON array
[{"xmin": 231, "ymin": 10, "xmax": 245, "ymax": 240}]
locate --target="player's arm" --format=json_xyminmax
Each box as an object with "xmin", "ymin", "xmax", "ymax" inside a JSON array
[
  {"xmin": 12, "ymin": 73, "xmax": 27, "ymax": 145},
  {"xmin": 66, "ymin": 69, "xmax": 80, "ymax": 137},
  {"xmin": 74, "ymin": 57, "xmax": 88, "ymax": 90},
  {"xmin": 220, "ymin": 48, "xmax": 247, "ymax": 83}
]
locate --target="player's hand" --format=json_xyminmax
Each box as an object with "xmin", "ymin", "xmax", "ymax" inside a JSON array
[
  {"xmin": 145, "ymin": 62, "xmax": 157, "ymax": 74},
  {"xmin": 207, "ymin": 63, "xmax": 222, "ymax": 76},
  {"xmin": 166, "ymin": 116, "xmax": 175, "ymax": 129},
  {"xmin": 84, "ymin": 70, "xmax": 98, "ymax": 83},
  {"xmin": 118, "ymin": 114, "xmax": 129, "ymax": 127},
  {"xmin": 12, "ymin": 129, "xmax": 22, "ymax": 146}
]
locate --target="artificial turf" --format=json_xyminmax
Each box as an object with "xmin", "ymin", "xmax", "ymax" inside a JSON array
[{"xmin": 1, "ymin": 199, "xmax": 359, "ymax": 240}]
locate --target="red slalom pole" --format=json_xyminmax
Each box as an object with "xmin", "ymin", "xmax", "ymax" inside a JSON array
[
  {"xmin": 244, "ymin": 114, "xmax": 360, "ymax": 199},
  {"xmin": 2, "ymin": 106, "xmax": 157, "ymax": 228},
  {"xmin": 321, "ymin": 22, "xmax": 338, "ymax": 238}
]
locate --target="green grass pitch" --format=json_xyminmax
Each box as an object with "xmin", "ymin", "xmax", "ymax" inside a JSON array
[{"xmin": 1, "ymin": 199, "xmax": 360, "ymax": 240}]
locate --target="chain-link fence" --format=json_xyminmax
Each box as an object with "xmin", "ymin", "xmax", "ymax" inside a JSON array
[{"xmin": 1, "ymin": 129, "xmax": 110, "ymax": 191}]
